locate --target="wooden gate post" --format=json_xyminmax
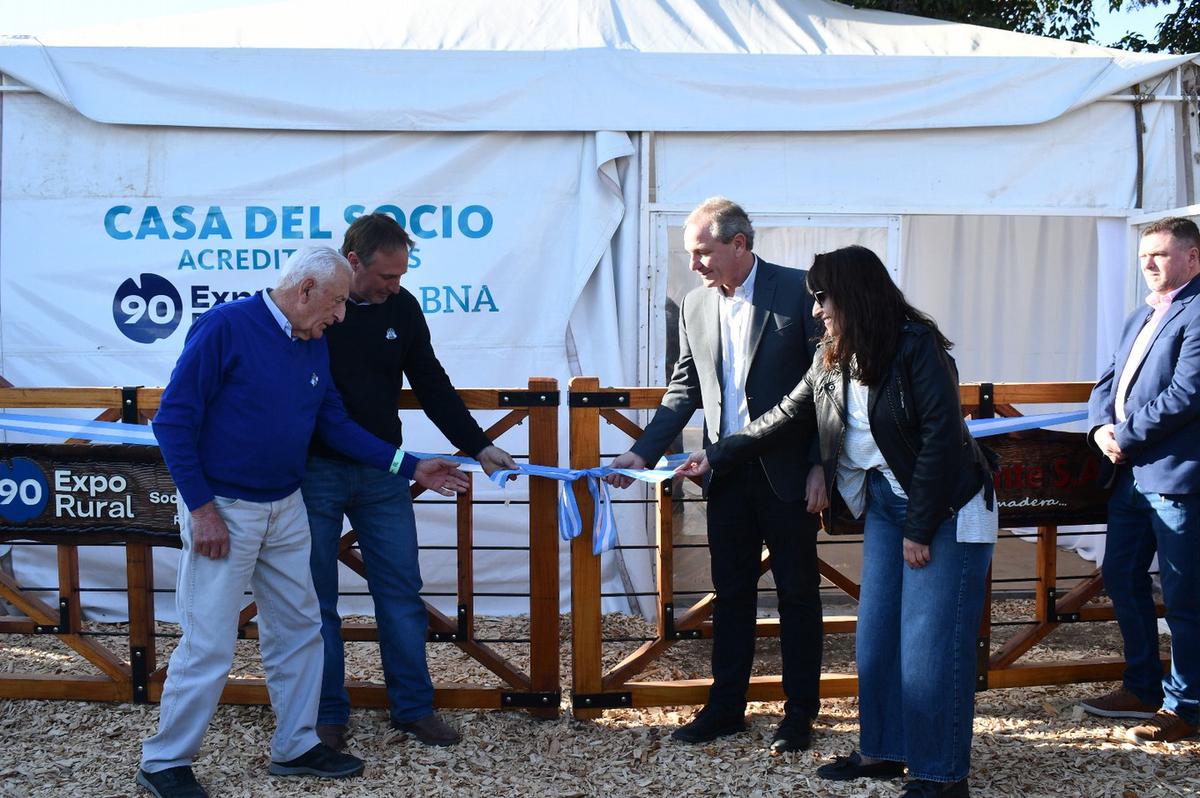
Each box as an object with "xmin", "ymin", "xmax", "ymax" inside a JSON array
[
  {"xmin": 126, "ymin": 543, "xmax": 157, "ymax": 703},
  {"xmin": 568, "ymin": 376, "xmax": 603, "ymax": 718},
  {"xmin": 526, "ymin": 377, "xmax": 561, "ymax": 718}
]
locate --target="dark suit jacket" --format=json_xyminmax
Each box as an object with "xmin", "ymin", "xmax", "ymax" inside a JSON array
[
  {"xmin": 631, "ymin": 259, "xmax": 820, "ymax": 501},
  {"xmin": 1088, "ymin": 273, "xmax": 1200, "ymax": 494}
]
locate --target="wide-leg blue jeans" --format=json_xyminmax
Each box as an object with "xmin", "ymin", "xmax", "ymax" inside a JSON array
[
  {"xmin": 856, "ymin": 470, "xmax": 994, "ymax": 783},
  {"xmin": 302, "ymin": 456, "xmax": 433, "ymax": 726},
  {"xmin": 1102, "ymin": 469, "xmax": 1200, "ymax": 725}
]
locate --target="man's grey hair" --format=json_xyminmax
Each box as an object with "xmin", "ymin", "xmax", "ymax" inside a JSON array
[
  {"xmin": 276, "ymin": 246, "xmax": 352, "ymax": 290},
  {"xmin": 687, "ymin": 196, "xmax": 755, "ymax": 250}
]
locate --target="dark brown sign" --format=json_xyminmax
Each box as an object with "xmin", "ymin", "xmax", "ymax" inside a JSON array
[
  {"xmin": 0, "ymin": 444, "xmax": 180, "ymax": 544},
  {"xmin": 989, "ymin": 428, "xmax": 1110, "ymax": 527},
  {"xmin": 824, "ymin": 428, "xmax": 1109, "ymax": 534}
]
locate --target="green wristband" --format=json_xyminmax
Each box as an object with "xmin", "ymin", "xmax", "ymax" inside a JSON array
[{"xmin": 389, "ymin": 449, "xmax": 408, "ymax": 475}]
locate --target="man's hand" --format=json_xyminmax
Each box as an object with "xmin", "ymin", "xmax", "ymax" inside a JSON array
[
  {"xmin": 190, "ymin": 502, "xmax": 231, "ymax": 560},
  {"xmin": 1093, "ymin": 423, "xmax": 1126, "ymax": 464},
  {"xmin": 804, "ymin": 464, "xmax": 828, "ymax": 514},
  {"xmin": 477, "ymin": 444, "xmax": 519, "ymax": 481},
  {"xmin": 674, "ymin": 450, "xmax": 711, "ymax": 479},
  {"xmin": 903, "ymin": 538, "xmax": 931, "ymax": 568},
  {"xmin": 604, "ymin": 451, "xmax": 647, "ymax": 489},
  {"xmin": 414, "ymin": 458, "xmax": 471, "ymax": 496}
]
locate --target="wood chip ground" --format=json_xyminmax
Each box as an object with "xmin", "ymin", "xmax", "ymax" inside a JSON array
[{"xmin": 1, "ymin": 601, "xmax": 1198, "ymax": 797}]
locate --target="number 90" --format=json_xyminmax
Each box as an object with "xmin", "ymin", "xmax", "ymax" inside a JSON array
[
  {"xmin": 0, "ymin": 477, "xmax": 42, "ymax": 505},
  {"xmin": 120, "ymin": 294, "xmax": 176, "ymax": 325}
]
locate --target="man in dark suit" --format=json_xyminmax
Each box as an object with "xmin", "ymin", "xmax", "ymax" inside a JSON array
[
  {"xmin": 1083, "ymin": 216, "xmax": 1200, "ymax": 744},
  {"xmin": 607, "ymin": 197, "xmax": 824, "ymax": 752},
  {"xmin": 301, "ymin": 214, "xmax": 518, "ymax": 751}
]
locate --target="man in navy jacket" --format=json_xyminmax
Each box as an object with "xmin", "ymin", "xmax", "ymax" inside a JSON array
[{"xmin": 1084, "ymin": 217, "xmax": 1200, "ymax": 744}]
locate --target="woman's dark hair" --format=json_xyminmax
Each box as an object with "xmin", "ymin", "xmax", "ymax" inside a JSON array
[{"xmin": 807, "ymin": 245, "xmax": 952, "ymax": 386}]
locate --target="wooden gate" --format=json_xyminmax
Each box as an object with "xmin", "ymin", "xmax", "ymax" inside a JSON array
[
  {"xmin": 566, "ymin": 377, "xmax": 1157, "ymax": 717},
  {"xmin": 0, "ymin": 378, "xmax": 563, "ymax": 716}
]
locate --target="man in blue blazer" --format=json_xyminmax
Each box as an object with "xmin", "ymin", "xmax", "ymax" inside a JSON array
[{"xmin": 1084, "ymin": 216, "xmax": 1200, "ymax": 743}]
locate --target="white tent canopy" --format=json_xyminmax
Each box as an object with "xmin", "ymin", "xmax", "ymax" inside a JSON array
[
  {"xmin": 0, "ymin": 0, "xmax": 1196, "ymax": 620},
  {"xmin": 0, "ymin": 0, "xmax": 1192, "ymax": 132}
]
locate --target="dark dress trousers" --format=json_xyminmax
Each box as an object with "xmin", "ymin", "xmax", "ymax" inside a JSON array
[{"xmin": 630, "ymin": 259, "xmax": 823, "ymax": 719}]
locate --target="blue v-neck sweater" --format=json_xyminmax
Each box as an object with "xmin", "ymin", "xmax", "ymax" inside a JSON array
[{"xmin": 153, "ymin": 294, "xmax": 416, "ymax": 511}]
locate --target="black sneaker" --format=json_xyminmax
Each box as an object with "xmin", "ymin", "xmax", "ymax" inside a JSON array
[
  {"xmin": 268, "ymin": 743, "xmax": 364, "ymax": 779},
  {"xmin": 136, "ymin": 766, "xmax": 208, "ymax": 798},
  {"xmin": 900, "ymin": 777, "xmax": 969, "ymax": 797},
  {"xmin": 769, "ymin": 714, "xmax": 813, "ymax": 754},
  {"xmin": 670, "ymin": 706, "xmax": 747, "ymax": 743},
  {"xmin": 816, "ymin": 751, "xmax": 906, "ymax": 781}
]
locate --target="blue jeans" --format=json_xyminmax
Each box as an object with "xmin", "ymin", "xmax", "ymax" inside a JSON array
[
  {"xmin": 1102, "ymin": 470, "xmax": 1200, "ymax": 725},
  {"xmin": 301, "ymin": 456, "xmax": 432, "ymax": 726},
  {"xmin": 857, "ymin": 470, "xmax": 994, "ymax": 783}
]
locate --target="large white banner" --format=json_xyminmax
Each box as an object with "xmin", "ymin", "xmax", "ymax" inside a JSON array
[{"xmin": 1, "ymin": 93, "xmax": 634, "ymax": 618}]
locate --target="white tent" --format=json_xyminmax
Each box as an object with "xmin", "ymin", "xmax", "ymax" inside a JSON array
[{"xmin": 0, "ymin": 0, "xmax": 1197, "ymax": 619}]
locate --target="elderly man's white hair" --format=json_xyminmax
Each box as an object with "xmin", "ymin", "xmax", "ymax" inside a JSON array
[{"xmin": 276, "ymin": 246, "xmax": 352, "ymax": 290}]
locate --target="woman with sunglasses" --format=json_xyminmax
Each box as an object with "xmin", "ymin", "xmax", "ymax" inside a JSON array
[{"xmin": 677, "ymin": 245, "xmax": 997, "ymax": 798}]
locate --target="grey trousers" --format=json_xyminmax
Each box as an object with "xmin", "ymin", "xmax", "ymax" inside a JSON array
[{"xmin": 141, "ymin": 490, "xmax": 323, "ymax": 771}]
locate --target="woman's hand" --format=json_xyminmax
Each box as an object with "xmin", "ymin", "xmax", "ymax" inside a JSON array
[
  {"xmin": 903, "ymin": 538, "xmax": 931, "ymax": 568},
  {"xmin": 674, "ymin": 450, "xmax": 711, "ymax": 478}
]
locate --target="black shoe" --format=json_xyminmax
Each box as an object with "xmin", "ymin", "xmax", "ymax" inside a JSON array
[
  {"xmin": 901, "ymin": 778, "xmax": 969, "ymax": 797},
  {"xmin": 393, "ymin": 712, "xmax": 462, "ymax": 746},
  {"xmin": 670, "ymin": 706, "xmax": 747, "ymax": 743},
  {"xmin": 316, "ymin": 723, "xmax": 347, "ymax": 751},
  {"xmin": 816, "ymin": 751, "xmax": 906, "ymax": 781},
  {"xmin": 268, "ymin": 743, "xmax": 364, "ymax": 778},
  {"xmin": 136, "ymin": 766, "xmax": 208, "ymax": 798},
  {"xmin": 769, "ymin": 715, "xmax": 813, "ymax": 754}
]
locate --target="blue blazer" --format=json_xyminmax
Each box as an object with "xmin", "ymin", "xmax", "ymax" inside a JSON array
[{"xmin": 1088, "ymin": 274, "xmax": 1200, "ymax": 494}]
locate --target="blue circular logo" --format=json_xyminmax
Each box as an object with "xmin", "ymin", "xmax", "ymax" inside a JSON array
[
  {"xmin": 113, "ymin": 274, "xmax": 183, "ymax": 343},
  {"xmin": 0, "ymin": 458, "xmax": 50, "ymax": 522}
]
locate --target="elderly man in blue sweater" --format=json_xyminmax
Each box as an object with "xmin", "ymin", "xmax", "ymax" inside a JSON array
[{"xmin": 137, "ymin": 247, "xmax": 468, "ymax": 798}]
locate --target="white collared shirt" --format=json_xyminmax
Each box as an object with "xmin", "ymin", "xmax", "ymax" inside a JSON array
[
  {"xmin": 719, "ymin": 258, "xmax": 758, "ymax": 438},
  {"xmin": 261, "ymin": 288, "xmax": 296, "ymax": 340}
]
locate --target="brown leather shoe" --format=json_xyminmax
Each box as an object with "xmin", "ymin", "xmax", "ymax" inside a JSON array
[
  {"xmin": 393, "ymin": 713, "xmax": 461, "ymax": 746},
  {"xmin": 1129, "ymin": 710, "xmax": 1199, "ymax": 744},
  {"xmin": 1079, "ymin": 688, "xmax": 1161, "ymax": 719},
  {"xmin": 316, "ymin": 723, "xmax": 347, "ymax": 751}
]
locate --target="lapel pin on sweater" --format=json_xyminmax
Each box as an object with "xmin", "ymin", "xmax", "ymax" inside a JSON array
[
  {"xmin": 385, "ymin": 328, "xmax": 397, "ymax": 340},
  {"xmin": 310, "ymin": 373, "xmax": 319, "ymax": 387}
]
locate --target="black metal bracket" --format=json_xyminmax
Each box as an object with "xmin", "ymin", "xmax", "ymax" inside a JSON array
[
  {"xmin": 121, "ymin": 386, "xmax": 142, "ymax": 424},
  {"xmin": 498, "ymin": 390, "xmax": 560, "ymax": 407},
  {"xmin": 33, "ymin": 598, "xmax": 71, "ymax": 634},
  {"xmin": 569, "ymin": 391, "xmax": 630, "ymax": 408},
  {"xmin": 663, "ymin": 602, "xmax": 703, "ymax": 640},
  {"xmin": 430, "ymin": 603, "xmax": 470, "ymax": 642},
  {"xmin": 1046, "ymin": 587, "xmax": 1080, "ymax": 623},
  {"xmin": 661, "ymin": 479, "xmax": 674, "ymax": 497},
  {"xmin": 975, "ymin": 636, "xmax": 989, "ymax": 692},
  {"xmin": 977, "ymin": 382, "xmax": 995, "ymax": 420},
  {"xmin": 572, "ymin": 691, "xmax": 633, "ymax": 710},
  {"xmin": 131, "ymin": 646, "xmax": 150, "ymax": 703},
  {"xmin": 500, "ymin": 691, "xmax": 562, "ymax": 709}
]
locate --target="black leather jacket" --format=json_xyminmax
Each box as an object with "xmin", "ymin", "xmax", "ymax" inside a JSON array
[{"xmin": 708, "ymin": 322, "xmax": 995, "ymax": 545}]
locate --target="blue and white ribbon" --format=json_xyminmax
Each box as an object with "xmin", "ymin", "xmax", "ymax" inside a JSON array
[
  {"xmin": 0, "ymin": 412, "xmax": 158, "ymax": 445},
  {"xmin": 0, "ymin": 409, "xmax": 1090, "ymax": 554}
]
